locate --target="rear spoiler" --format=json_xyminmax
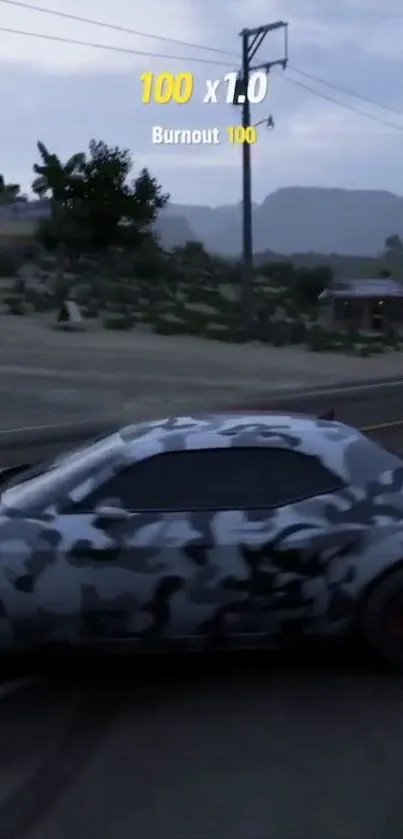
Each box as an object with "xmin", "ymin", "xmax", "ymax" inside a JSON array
[{"xmin": 319, "ymin": 410, "xmax": 335, "ymax": 420}]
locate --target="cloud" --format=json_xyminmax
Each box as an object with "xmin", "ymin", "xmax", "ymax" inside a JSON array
[
  {"xmin": 1, "ymin": 0, "xmax": 403, "ymax": 205},
  {"xmin": 1, "ymin": 0, "xmax": 214, "ymax": 70}
]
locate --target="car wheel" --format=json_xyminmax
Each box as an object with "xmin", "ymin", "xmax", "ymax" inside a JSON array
[{"xmin": 361, "ymin": 568, "xmax": 403, "ymax": 670}]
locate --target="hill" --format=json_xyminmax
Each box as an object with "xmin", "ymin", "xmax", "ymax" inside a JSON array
[{"xmin": 162, "ymin": 187, "xmax": 403, "ymax": 256}]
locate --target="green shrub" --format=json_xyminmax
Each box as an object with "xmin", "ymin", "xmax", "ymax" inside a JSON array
[
  {"xmin": 384, "ymin": 328, "xmax": 399, "ymax": 348},
  {"xmin": 103, "ymin": 314, "xmax": 134, "ymax": 330},
  {"xmin": 355, "ymin": 344, "xmax": 371, "ymax": 357},
  {"xmin": 202, "ymin": 323, "xmax": 247, "ymax": 342},
  {"xmin": 33, "ymin": 296, "xmax": 55, "ymax": 313},
  {"xmin": 176, "ymin": 306, "xmax": 210, "ymax": 335},
  {"xmin": 346, "ymin": 326, "xmax": 360, "ymax": 344},
  {"xmin": 4, "ymin": 294, "xmax": 25, "ymax": 315},
  {"xmin": 289, "ymin": 320, "xmax": 306, "ymax": 344},
  {"xmin": 82, "ymin": 304, "xmax": 99, "ymax": 319},
  {"xmin": 0, "ymin": 250, "xmax": 18, "ymax": 278},
  {"xmin": 306, "ymin": 328, "xmax": 330, "ymax": 351},
  {"xmin": 253, "ymin": 312, "xmax": 270, "ymax": 341},
  {"xmin": 270, "ymin": 321, "xmax": 290, "ymax": 347},
  {"xmin": 152, "ymin": 314, "xmax": 189, "ymax": 335},
  {"xmin": 24, "ymin": 290, "xmax": 55, "ymax": 312}
]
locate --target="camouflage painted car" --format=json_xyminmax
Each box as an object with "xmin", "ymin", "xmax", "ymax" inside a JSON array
[{"xmin": 1, "ymin": 412, "xmax": 403, "ymax": 667}]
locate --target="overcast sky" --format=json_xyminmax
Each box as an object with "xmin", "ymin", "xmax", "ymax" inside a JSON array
[{"xmin": 2, "ymin": 0, "xmax": 403, "ymax": 206}]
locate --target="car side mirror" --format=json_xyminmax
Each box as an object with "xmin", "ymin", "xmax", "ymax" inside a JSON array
[{"xmin": 94, "ymin": 504, "xmax": 131, "ymax": 521}]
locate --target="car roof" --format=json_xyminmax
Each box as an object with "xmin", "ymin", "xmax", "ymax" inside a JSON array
[
  {"xmin": 118, "ymin": 412, "xmax": 361, "ymax": 460},
  {"xmin": 4, "ymin": 414, "xmax": 396, "ymax": 512},
  {"xmin": 120, "ymin": 412, "xmax": 348, "ymax": 442},
  {"xmin": 114, "ymin": 413, "xmax": 400, "ymax": 489}
]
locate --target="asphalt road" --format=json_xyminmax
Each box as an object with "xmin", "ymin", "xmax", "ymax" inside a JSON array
[
  {"xmin": 0, "ymin": 653, "xmax": 402, "ymax": 839},
  {"xmin": 246, "ymin": 377, "xmax": 403, "ymax": 428},
  {"xmin": 1, "ymin": 389, "xmax": 403, "ymax": 838},
  {"xmin": 2, "ymin": 376, "xmax": 403, "ymax": 466}
]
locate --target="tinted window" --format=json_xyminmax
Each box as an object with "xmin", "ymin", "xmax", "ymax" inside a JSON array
[{"xmin": 77, "ymin": 447, "xmax": 344, "ymax": 512}]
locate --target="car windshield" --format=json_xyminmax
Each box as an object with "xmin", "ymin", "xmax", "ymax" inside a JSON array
[{"xmin": 1, "ymin": 432, "xmax": 124, "ymax": 511}]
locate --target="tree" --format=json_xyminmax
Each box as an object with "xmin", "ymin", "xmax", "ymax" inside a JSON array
[
  {"xmin": 32, "ymin": 141, "xmax": 86, "ymax": 206},
  {"xmin": 385, "ymin": 234, "xmax": 403, "ymax": 254},
  {"xmin": 171, "ymin": 241, "xmax": 211, "ymax": 265},
  {"xmin": 70, "ymin": 139, "xmax": 169, "ymax": 252},
  {"xmin": 259, "ymin": 260, "xmax": 295, "ymax": 287},
  {"xmin": 0, "ymin": 175, "xmax": 27, "ymax": 203},
  {"xmin": 32, "ymin": 142, "xmax": 86, "ymax": 286},
  {"xmin": 32, "ymin": 139, "xmax": 169, "ymax": 302},
  {"xmin": 292, "ymin": 265, "xmax": 332, "ymax": 305}
]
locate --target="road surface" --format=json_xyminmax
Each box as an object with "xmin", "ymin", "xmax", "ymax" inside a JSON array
[
  {"xmin": 0, "ymin": 653, "xmax": 402, "ymax": 839},
  {"xmin": 2, "ymin": 376, "xmax": 403, "ymax": 465},
  {"xmin": 2, "ymin": 309, "xmax": 403, "ymax": 431}
]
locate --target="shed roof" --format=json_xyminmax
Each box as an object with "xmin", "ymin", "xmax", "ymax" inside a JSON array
[{"xmin": 319, "ymin": 278, "xmax": 403, "ymax": 299}]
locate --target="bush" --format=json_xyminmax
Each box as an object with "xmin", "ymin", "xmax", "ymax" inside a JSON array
[
  {"xmin": 270, "ymin": 321, "xmax": 290, "ymax": 347},
  {"xmin": 253, "ymin": 311, "xmax": 270, "ymax": 342},
  {"xmin": 181, "ymin": 307, "xmax": 210, "ymax": 336},
  {"xmin": 354, "ymin": 343, "xmax": 372, "ymax": 357},
  {"xmin": 0, "ymin": 250, "xmax": 18, "ymax": 278},
  {"xmin": 4, "ymin": 294, "xmax": 25, "ymax": 315},
  {"xmin": 152, "ymin": 314, "xmax": 189, "ymax": 335},
  {"xmin": 33, "ymin": 296, "xmax": 55, "ymax": 313},
  {"xmin": 82, "ymin": 303, "xmax": 99, "ymax": 318},
  {"xmin": 289, "ymin": 320, "xmax": 307, "ymax": 344},
  {"xmin": 103, "ymin": 314, "xmax": 134, "ymax": 330},
  {"xmin": 202, "ymin": 323, "xmax": 247, "ymax": 342},
  {"xmin": 24, "ymin": 289, "xmax": 56, "ymax": 312},
  {"xmin": 133, "ymin": 308, "xmax": 152, "ymax": 323},
  {"xmin": 307, "ymin": 328, "xmax": 333, "ymax": 351}
]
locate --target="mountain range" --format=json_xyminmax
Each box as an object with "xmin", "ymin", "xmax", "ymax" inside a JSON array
[
  {"xmin": 0, "ymin": 187, "xmax": 401, "ymax": 258},
  {"xmin": 156, "ymin": 187, "xmax": 403, "ymax": 257}
]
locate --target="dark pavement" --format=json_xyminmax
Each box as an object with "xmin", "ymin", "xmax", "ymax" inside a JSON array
[
  {"xmin": 244, "ymin": 377, "xmax": 403, "ymax": 428},
  {"xmin": 0, "ymin": 654, "xmax": 401, "ymax": 839},
  {"xmin": 2, "ymin": 376, "xmax": 403, "ymax": 466}
]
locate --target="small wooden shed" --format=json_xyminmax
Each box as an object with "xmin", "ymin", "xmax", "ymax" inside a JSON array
[{"xmin": 318, "ymin": 278, "xmax": 403, "ymax": 333}]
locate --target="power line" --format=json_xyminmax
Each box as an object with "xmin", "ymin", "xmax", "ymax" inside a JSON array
[
  {"xmin": 280, "ymin": 8, "xmax": 403, "ymax": 17},
  {"xmin": 0, "ymin": 0, "xmax": 239, "ymax": 58},
  {"xmin": 288, "ymin": 66, "xmax": 403, "ymax": 117},
  {"xmin": 2, "ymin": 16, "xmax": 402, "ymax": 133},
  {"xmin": 282, "ymin": 74, "xmax": 403, "ymax": 131},
  {"xmin": 3, "ymin": 0, "xmax": 402, "ymax": 123},
  {"xmin": 0, "ymin": 25, "xmax": 236, "ymax": 66},
  {"xmin": 296, "ymin": 11, "xmax": 403, "ymax": 17}
]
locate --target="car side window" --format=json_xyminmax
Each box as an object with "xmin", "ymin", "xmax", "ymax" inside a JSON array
[{"xmin": 72, "ymin": 447, "xmax": 344, "ymax": 512}]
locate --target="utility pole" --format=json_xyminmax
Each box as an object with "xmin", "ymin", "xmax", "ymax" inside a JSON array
[{"xmin": 238, "ymin": 21, "xmax": 288, "ymax": 333}]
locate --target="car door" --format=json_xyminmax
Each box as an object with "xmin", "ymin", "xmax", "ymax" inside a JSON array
[
  {"xmin": 0, "ymin": 444, "xmax": 359, "ymax": 652},
  {"xmin": 52, "ymin": 445, "xmax": 357, "ymax": 650},
  {"xmin": 54, "ymin": 447, "xmax": 289, "ymax": 650},
  {"xmin": 53, "ymin": 449, "xmax": 247, "ymax": 649}
]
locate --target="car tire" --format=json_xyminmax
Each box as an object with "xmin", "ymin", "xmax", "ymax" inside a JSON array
[{"xmin": 360, "ymin": 568, "xmax": 403, "ymax": 670}]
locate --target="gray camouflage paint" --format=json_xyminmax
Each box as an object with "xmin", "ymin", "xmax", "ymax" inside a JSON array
[{"xmin": 0, "ymin": 413, "xmax": 403, "ymax": 652}]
